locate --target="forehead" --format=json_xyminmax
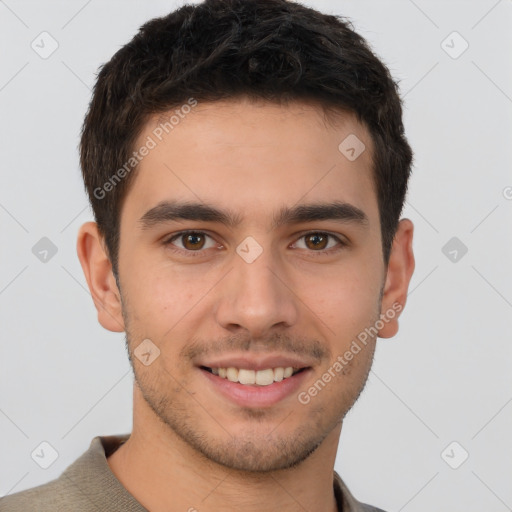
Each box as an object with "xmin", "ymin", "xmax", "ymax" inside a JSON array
[{"xmin": 122, "ymin": 98, "xmax": 378, "ymax": 227}]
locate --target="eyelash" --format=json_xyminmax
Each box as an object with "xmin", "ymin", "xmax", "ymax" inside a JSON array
[{"xmin": 162, "ymin": 230, "xmax": 347, "ymax": 257}]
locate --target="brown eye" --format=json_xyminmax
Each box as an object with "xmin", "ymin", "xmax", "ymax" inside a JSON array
[
  {"xmin": 292, "ymin": 232, "xmax": 345, "ymax": 254},
  {"xmin": 181, "ymin": 232, "xmax": 205, "ymax": 250},
  {"xmin": 165, "ymin": 231, "xmax": 217, "ymax": 252},
  {"xmin": 304, "ymin": 233, "xmax": 329, "ymax": 250}
]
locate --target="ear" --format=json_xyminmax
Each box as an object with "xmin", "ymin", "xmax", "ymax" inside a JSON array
[
  {"xmin": 76, "ymin": 221, "xmax": 125, "ymax": 333},
  {"xmin": 378, "ymin": 218, "xmax": 415, "ymax": 338}
]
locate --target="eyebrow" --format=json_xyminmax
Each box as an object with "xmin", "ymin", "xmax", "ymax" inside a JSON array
[{"xmin": 138, "ymin": 200, "xmax": 369, "ymax": 231}]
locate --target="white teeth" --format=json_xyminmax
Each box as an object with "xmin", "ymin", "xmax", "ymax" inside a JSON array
[
  {"xmin": 238, "ymin": 369, "xmax": 256, "ymax": 385},
  {"xmin": 226, "ymin": 367, "xmax": 239, "ymax": 383},
  {"xmin": 274, "ymin": 367, "xmax": 284, "ymax": 382},
  {"xmin": 255, "ymin": 368, "xmax": 274, "ymax": 386},
  {"xmin": 210, "ymin": 366, "xmax": 299, "ymax": 385}
]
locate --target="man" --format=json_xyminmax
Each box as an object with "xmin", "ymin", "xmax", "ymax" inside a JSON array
[{"xmin": 0, "ymin": 0, "xmax": 414, "ymax": 510}]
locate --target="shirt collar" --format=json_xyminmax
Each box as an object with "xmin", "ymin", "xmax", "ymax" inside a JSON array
[{"xmin": 66, "ymin": 434, "xmax": 369, "ymax": 512}]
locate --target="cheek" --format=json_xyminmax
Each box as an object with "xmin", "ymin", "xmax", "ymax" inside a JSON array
[
  {"xmin": 140, "ymin": 276, "xmax": 183, "ymax": 320},
  {"xmin": 304, "ymin": 266, "xmax": 381, "ymax": 335},
  {"xmin": 123, "ymin": 263, "xmax": 212, "ymax": 342}
]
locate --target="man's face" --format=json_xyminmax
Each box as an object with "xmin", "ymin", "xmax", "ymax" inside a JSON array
[{"xmin": 116, "ymin": 98, "xmax": 386, "ymax": 471}]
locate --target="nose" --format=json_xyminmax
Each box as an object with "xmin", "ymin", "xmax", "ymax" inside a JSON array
[{"xmin": 214, "ymin": 245, "xmax": 299, "ymax": 339}]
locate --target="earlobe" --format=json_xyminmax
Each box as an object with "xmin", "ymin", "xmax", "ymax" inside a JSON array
[
  {"xmin": 378, "ymin": 218, "xmax": 415, "ymax": 339},
  {"xmin": 76, "ymin": 221, "xmax": 125, "ymax": 333}
]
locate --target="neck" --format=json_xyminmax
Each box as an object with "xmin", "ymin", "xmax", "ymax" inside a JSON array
[{"xmin": 107, "ymin": 385, "xmax": 341, "ymax": 512}]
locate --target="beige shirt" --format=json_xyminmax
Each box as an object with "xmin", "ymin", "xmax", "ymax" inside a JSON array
[{"xmin": 0, "ymin": 434, "xmax": 386, "ymax": 511}]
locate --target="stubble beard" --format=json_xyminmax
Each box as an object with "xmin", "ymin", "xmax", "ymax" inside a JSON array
[
  {"xmin": 120, "ymin": 287, "xmax": 380, "ymax": 473},
  {"xmin": 127, "ymin": 333, "xmax": 376, "ymax": 474}
]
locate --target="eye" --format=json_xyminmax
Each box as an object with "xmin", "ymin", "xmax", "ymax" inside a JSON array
[
  {"xmin": 164, "ymin": 231, "xmax": 218, "ymax": 252},
  {"xmin": 162, "ymin": 230, "xmax": 346, "ymax": 257},
  {"xmin": 292, "ymin": 232, "xmax": 346, "ymax": 253}
]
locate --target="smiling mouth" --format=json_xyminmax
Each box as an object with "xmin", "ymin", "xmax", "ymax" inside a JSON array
[{"xmin": 200, "ymin": 366, "xmax": 307, "ymax": 386}]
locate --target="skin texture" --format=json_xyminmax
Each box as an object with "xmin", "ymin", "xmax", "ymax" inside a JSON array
[{"xmin": 77, "ymin": 97, "xmax": 415, "ymax": 512}]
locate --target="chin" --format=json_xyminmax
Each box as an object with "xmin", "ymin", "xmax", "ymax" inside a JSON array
[{"xmin": 196, "ymin": 434, "xmax": 324, "ymax": 473}]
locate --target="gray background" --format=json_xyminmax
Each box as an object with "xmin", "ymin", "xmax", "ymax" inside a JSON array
[{"xmin": 1, "ymin": 0, "xmax": 511, "ymax": 510}]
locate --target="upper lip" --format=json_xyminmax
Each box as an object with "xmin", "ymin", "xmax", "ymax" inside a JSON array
[{"xmin": 197, "ymin": 354, "xmax": 315, "ymax": 371}]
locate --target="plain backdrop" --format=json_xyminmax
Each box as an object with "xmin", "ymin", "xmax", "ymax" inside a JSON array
[{"xmin": 1, "ymin": 1, "xmax": 511, "ymax": 511}]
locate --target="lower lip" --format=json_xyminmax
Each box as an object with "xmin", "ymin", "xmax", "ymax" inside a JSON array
[{"xmin": 200, "ymin": 368, "xmax": 312, "ymax": 408}]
